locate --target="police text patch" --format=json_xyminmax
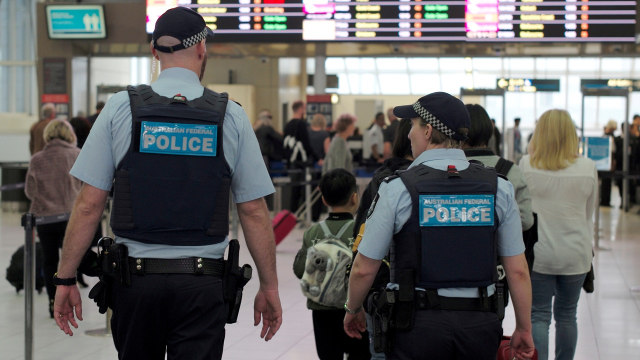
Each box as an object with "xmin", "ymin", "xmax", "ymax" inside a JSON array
[
  {"xmin": 419, "ymin": 194, "xmax": 494, "ymax": 227},
  {"xmin": 140, "ymin": 121, "xmax": 217, "ymax": 157}
]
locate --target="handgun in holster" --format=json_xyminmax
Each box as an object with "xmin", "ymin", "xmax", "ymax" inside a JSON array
[
  {"xmin": 88, "ymin": 237, "xmax": 130, "ymax": 314},
  {"xmin": 368, "ymin": 289, "xmax": 395, "ymax": 354},
  {"xmin": 223, "ymin": 239, "xmax": 252, "ymax": 324}
]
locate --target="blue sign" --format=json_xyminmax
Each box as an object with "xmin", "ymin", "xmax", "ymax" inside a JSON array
[
  {"xmin": 46, "ymin": 5, "xmax": 106, "ymax": 39},
  {"xmin": 419, "ymin": 194, "xmax": 494, "ymax": 227},
  {"xmin": 583, "ymin": 136, "xmax": 612, "ymax": 171},
  {"xmin": 140, "ymin": 122, "xmax": 217, "ymax": 157}
]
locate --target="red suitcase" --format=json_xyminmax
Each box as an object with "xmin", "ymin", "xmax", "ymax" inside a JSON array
[{"xmin": 272, "ymin": 210, "xmax": 297, "ymax": 245}]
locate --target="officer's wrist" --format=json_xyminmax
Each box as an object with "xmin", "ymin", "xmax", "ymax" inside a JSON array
[
  {"xmin": 344, "ymin": 301, "xmax": 363, "ymax": 314},
  {"xmin": 53, "ymin": 273, "xmax": 77, "ymax": 286}
]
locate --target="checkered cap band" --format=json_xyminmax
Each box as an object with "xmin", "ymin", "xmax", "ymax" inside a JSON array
[
  {"xmin": 412, "ymin": 102, "xmax": 456, "ymax": 138},
  {"xmin": 183, "ymin": 28, "xmax": 208, "ymax": 49}
]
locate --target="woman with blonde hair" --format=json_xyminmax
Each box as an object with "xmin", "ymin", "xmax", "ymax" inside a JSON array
[
  {"xmin": 25, "ymin": 119, "xmax": 82, "ymax": 318},
  {"xmin": 519, "ymin": 109, "xmax": 597, "ymax": 360}
]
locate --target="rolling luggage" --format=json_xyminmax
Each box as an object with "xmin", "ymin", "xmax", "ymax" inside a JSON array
[
  {"xmin": 272, "ymin": 209, "xmax": 296, "ymax": 245},
  {"xmin": 5, "ymin": 243, "xmax": 45, "ymax": 293}
]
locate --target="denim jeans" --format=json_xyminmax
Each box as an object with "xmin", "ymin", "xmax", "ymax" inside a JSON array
[{"xmin": 531, "ymin": 271, "xmax": 587, "ymax": 360}]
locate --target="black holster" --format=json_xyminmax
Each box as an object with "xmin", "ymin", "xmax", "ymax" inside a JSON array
[
  {"xmin": 394, "ymin": 269, "xmax": 415, "ymax": 331},
  {"xmin": 368, "ymin": 289, "xmax": 395, "ymax": 354},
  {"xmin": 223, "ymin": 239, "xmax": 252, "ymax": 324},
  {"xmin": 88, "ymin": 237, "xmax": 130, "ymax": 314}
]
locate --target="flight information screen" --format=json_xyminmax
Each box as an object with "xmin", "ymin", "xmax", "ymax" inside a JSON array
[{"xmin": 145, "ymin": 1, "xmax": 636, "ymax": 42}]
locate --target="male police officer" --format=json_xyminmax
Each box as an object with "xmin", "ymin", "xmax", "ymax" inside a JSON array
[
  {"xmin": 344, "ymin": 92, "xmax": 535, "ymax": 360},
  {"xmin": 53, "ymin": 7, "xmax": 282, "ymax": 359}
]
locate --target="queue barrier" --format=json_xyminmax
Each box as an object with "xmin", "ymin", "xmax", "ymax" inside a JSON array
[{"xmin": 21, "ymin": 213, "xmax": 70, "ymax": 360}]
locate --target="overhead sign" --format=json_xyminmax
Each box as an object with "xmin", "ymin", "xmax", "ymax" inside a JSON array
[
  {"xmin": 46, "ymin": 5, "xmax": 107, "ymax": 39},
  {"xmin": 497, "ymin": 78, "xmax": 560, "ymax": 92},
  {"xmin": 581, "ymin": 79, "xmax": 640, "ymax": 92}
]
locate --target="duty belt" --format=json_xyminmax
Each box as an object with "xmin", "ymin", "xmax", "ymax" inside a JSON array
[
  {"xmin": 415, "ymin": 290, "xmax": 496, "ymax": 312},
  {"xmin": 128, "ymin": 257, "xmax": 225, "ymax": 276}
]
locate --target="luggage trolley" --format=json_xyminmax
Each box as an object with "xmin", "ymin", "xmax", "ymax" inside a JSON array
[{"xmin": 459, "ymin": 88, "xmax": 506, "ymax": 157}]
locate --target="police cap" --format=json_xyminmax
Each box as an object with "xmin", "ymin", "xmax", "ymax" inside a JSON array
[{"xmin": 152, "ymin": 7, "xmax": 214, "ymax": 53}]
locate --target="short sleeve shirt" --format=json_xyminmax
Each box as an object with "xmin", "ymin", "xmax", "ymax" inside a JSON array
[
  {"xmin": 358, "ymin": 148, "xmax": 525, "ymax": 297},
  {"xmin": 70, "ymin": 67, "xmax": 274, "ymax": 258}
]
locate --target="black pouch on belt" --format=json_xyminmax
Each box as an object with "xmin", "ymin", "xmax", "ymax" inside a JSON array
[
  {"xmin": 223, "ymin": 239, "xmax": 252, "ymax": 324},
  {"xmin": 89, "ymin": 237, "xmax": 131, "ymax": 314}
]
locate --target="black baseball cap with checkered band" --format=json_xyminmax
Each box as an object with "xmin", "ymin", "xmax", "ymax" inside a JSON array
[
  {"xmin": 152, "ymin": 7, "xmax": 214, "ymax": 53},
  {"xmin": 393, "ymin": 92, "xmax": 470, "ymax": 141}
]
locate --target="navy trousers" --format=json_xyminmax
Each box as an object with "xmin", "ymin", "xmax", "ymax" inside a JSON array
[
  {"xmin": 111, "ymin": 273, "xmax": 226, "ymax": 360},
  {"xmin": 389, "ymin": 310, "xmax": 502, "ymax": 360}
]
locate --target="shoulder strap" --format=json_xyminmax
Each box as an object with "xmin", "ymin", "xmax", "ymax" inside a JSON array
[
  {"xmin": 494, "ymin": 158, "xmax": 514, "ymax": 177},
  {"xmin": 319, "ymin": 220, "xmax": 354, "ymax": 239}
]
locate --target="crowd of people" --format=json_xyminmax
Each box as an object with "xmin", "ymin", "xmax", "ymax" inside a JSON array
[{"xmin": 18, "ymin": 7, "xmax": 602, "ymax": 360}]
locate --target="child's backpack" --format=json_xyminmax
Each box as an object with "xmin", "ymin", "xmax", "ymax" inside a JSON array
[{"xmin": 300, "ymin": 220, "xmax": 353, "ymax": 308}]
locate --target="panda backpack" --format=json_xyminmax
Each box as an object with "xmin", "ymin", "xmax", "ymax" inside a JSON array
[{"xmin": 300, "ymin": 220, "xmax": 353, "ymax": 308}]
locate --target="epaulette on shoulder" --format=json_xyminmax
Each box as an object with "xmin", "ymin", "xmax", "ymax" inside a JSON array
[{"xmin": 382, "ymin": 174, "xmax": 399, "ymax": 183}]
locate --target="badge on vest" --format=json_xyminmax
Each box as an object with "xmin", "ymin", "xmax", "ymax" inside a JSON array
[
  {"xmin": 419, "ymin": 194, "xmax": 494, "ymax": 227},
  {"xmin": 140, "ymin": 121, "xmax": 217, "ymax": 157}
]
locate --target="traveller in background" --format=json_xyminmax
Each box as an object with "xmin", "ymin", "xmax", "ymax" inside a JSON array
[
  {"xmin": 323, "ymin": 113, "xmax": 356, "ymax": 174},
  {"xmin": 362, "ymin": 112, "xmax": 385, "ymax": 166},
  {"xmin": 52, "ymin": 7, "xmax": 282, "ymax": 359},
  {"xmin": 25, "ymin": 119, "xmax": 82, "ymax": 318},
  {"xmin": 463, "ymin": 104, "xmax": 534, "ymax": 232},
  {"xmin": 308, "ymin": 113, "xmax": 331, "ymax": 166},
  {"xmin": 87, "ymin": 101, "xmax": 105, "ymax": 125},
  {"xmin": 382, "ymin": 108, "xmax": 399, "ymax": 159},
  {"xmin": 29, "ymin": 103, "xmax": 56, "ymax": 155},
  {"xmin": 284, "ymin": 100, "xmax": 315, "ymax": 213},
  {"xmin": 69, "ymin": 116, "xmax": 92, "ymax": 149},
  {"xmin": 520, "ymin": 109, "xmax": 597, "ymax": 360},
  {"xmin": 254, "ymin": 108, "xmax": 284, "ymax": 168},
  {"xmin": 294, "ymin": 169, "xmax": 370, "ymax": 360},
  {"xmin": 600, "ymin": 119, "xmax": 617, "ymax": 207}
]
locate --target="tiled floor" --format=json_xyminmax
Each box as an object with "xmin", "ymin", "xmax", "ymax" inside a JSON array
[{"xmin": 1, "ymin": 194, "xmax": 640, "ymax": 359}]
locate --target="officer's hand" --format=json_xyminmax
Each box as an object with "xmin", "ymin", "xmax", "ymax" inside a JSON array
[
  {"xmin": 343, "ymin": 310, "xmax": 366, "ymax": 339},
  {"xmin": 509, "ymin": 328, "xmax": 536, "ymax": 360},
  {"xmin": 254, "ymin": 288, "xmax": 282, "ymax": 341},
  {"xmin": 54, "ymin": 285, "xmax": 83, "ymax": 336}
]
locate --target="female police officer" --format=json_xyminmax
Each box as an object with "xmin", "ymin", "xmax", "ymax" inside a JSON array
[{"xmin": 344, "ymin": 92, "xmax": 535, "ymax": 360}]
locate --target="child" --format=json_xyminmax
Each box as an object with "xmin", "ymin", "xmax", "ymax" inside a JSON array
[{"xmin": 293, "ymin": 169, "xmax": 371, "ymax": 360}]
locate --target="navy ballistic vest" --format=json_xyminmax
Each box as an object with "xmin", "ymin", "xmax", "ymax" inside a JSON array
[
  {"xmin": 392, "ymin": 162, "xmax": 499, "ymax": 289},
  {"xmin": 110, "ymin": 85, "xmax": 231, "ymax": 246}
]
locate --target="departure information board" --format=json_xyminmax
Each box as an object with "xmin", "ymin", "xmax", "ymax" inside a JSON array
[{"xmin": 146, "ymin": 1, "xmax": 636, "ymax": 42}]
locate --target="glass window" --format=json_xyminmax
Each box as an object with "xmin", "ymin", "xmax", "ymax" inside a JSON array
[
  {"xmin": 376, "ymin": 57, "xmax": 407, "ymax": 72},
  {"xmin": 568, "ymin": 58, "xmax": 600, "ymax": 73},
  {"xmin": 326, "ymin": 58, "xmax": 345, "ymax": 72},
  {"xmin": 360, "ymin": 73, "xmax": 378, "ymax": 94},
  {"xmin": 378, "ymin": 73, "xmax": 410, "ymax": 94},
  {"xmin": 408, "ymin": 58, "xmax": 439, "ymax": 71},
  {"xmin": 410, "ymin": 74, "xmax": 441, "ymax": 95},
  {"xmin": 439, "ymin": 58, "xmax": 466, "ymax": 72},
  {"xmin": 440, "ymin": 73, "xmax": 467, "ymax": 95}
]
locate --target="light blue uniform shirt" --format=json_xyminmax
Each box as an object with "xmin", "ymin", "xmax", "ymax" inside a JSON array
[
  {"xmin": 358, "ymin": 148, "xmax": 524, "ymax": 298},
  {"xmin": 70, "ymin": 67, "xmax": 274, "ymax": 259}
]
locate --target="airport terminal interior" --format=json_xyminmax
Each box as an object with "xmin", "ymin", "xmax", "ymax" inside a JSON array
[{"xmin": 2, "ymin": 0, "xmax": 640, "ymax": 359}]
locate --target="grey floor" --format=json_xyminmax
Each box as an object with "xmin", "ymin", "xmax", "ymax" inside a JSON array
[{"xmin": 1, "ymin": 190, "xmax": 640, "ymax": 359}]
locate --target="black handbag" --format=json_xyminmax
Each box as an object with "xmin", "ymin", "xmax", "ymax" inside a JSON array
[{"xmin": 583, "ymin": 250, "xmax": 595, "ymax": 293}]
